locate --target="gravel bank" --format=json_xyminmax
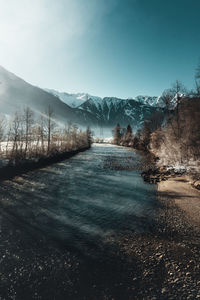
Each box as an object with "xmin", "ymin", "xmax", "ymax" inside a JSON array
[
  {"xmin": 0, "ymin": 177, "xmax": 200, "ymax": 299},
  {"xmin": 109, "ymin": 180, "xmax": 200, "ymax": 299},
  {"xmin": 158, "ymin": 176, "xmax": 200, "ymax": 227}
]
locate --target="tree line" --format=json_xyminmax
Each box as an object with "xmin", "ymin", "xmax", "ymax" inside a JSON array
[
  {"xmin": 0, "ymin": 106, "xmax": 92, "ymax": 165},
  {"xmin": 113, "ymin": 76, "xmax": 200, "ymax": 168},
  {"xmin": 151, "ymin": 96, "xmax": 200, "ymax": 167}
]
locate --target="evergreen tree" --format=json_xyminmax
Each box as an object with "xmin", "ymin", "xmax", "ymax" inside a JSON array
[
  {"xmin": 86, "ymin": 127, "xmax": 93, "ymax": 147},
  {"xmin": 113, "ymin": 123, "xmax": 121, "ymax": 145},
  {"xmin": 141, "ymin": 121, "xmax": 151, "ymax": 151},
  {"xmin": 124, "ymin": 124, "xmax": 133, "ymax": 146}
]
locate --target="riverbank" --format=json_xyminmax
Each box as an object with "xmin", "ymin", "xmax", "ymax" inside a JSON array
[
  {"xmin": 0, "ymin": 145, "xmax": 199, "ymax": 299},
  {"xmin": 1, "ymin": 184, "xmax": 199, "ymax": 300},
  {"xmin": 158, "ymin": 176, "xmax": 200, "ymax": 227},
  {"xmin": 0, "ymin": 146, "xmax": 90, "ymax": 181},
  {"xmin": 106, "ymin": 176, "xmax": 200, "ymax": 299}
]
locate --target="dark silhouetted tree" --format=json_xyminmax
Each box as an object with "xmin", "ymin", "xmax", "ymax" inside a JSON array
[
  {"xmin": 123, "ymin": 124, "xmax": 133, "ymax": 146},
  {"xmin": 86, "ymin": 126, "xmax": 93, "ymax": 147},
  {"xmin": 113, "ymin": 123, "xmax": 121, "ymax": 145}
]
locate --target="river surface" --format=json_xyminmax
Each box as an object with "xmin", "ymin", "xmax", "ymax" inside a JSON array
[{"xmin": 0, "ymin": 144, "xmax": 157, "ymax": 256}]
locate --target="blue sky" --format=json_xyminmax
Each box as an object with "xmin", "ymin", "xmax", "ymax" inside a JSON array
[{"xmin": 0, "ymin": 0, "xmax": 200, "ymax": 98}]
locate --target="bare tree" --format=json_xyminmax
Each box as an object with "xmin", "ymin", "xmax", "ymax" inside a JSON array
[
  {"xmin": 38, "ymin": 115, "xmax": 45, "ymax": 154},
  {"xmin": 6, "ymin": 123, "xmax": 12, "ymax": 157},
  {"xmin": 1, "ymin": 107, "xmax": 92, "ymax": 165},
  {"xmin": 10, "ymin": 112, "xmax": 23, "ymax": 162},
  {"xmin": 171, "ymin": 80, "xmax": 186, "ymax": 103},
  {"xmin": 45, "ymin": 106, "xmax": 56, "ymax": 153},
  {"xmin": 168, "ymin": 80, "xmax": 186, "ymax": 145},
  {"xmin": 150, "ymin": 97, "xmax": 200, "ymax": 166},
  {"xmin": 160, "ymin": 89, "xmax": 174, "ymax": 110},
  {"xmin": 23, "ymin": 107, "xmax": 34, "ymax": 158},
  {"xmin": 0, "ymin": 116, "xmax": 6, "ymax": 154},
  {"xmin": 195, "ymin": 63, "xmax": 200, "ymax": 96}
]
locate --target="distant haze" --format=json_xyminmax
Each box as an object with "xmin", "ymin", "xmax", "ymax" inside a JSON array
[
  {"xmin": 0, "ymin": 66, "xmax": 163, "ymax": 136},
  {"xmin": 0, "ymin": 0, "xmax": 200, "ymax": 98}
]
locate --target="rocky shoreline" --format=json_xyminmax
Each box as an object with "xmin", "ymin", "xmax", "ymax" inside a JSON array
[
  {"xmin": 0, "ymin": 146, "xmax": 199, "ymax": 299},
  {"xmin": 1, "ymin": 190, "xmax": 199, "ymax": 300},
  {"xmin": 106, "ymin": 175, "xmax": 200, "ymax": 299},
  {"xmin": 141, "ymin": 166, "xmax": 186, "ymax": 184},
  {"xmin": 0, "ymin": 175, "xmax": 199, "ymax": 299},
  {"xmin": 109, "ymin": 195, "xmax": 200, "ymax": 299},
  {"xmin": 141, "ymin": 166, "xmax": 200, "ymax": 192}
]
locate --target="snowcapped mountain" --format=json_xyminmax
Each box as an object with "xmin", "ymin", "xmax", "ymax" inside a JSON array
[
  {"xmin": 0, "ymin": 66, "xmax": 96, "ymax": 126},
  {"xmin": 46, "ymin": 89, "xmax": 104, "ymax": 109},
  {"xmin": 47, "ymin": 89, "xmax": 162, "ymax": 109},
  {"xmin": 78, "ymin": 97, "xmax": 163, "ymax": 127},
  {"xmin": 45, "ymin": 89, "xmax": 90, "ymax": 108},
  {"xmin": 134, "ymin": 95, "xmax": 161, "ymax": 106},
  {"xmin": 0, "ymin": 65, "xmax": 164, "ymax": 133},
  {"xmin": 46, "ymin": 89, "xmax": 164, "ymax": 129}
]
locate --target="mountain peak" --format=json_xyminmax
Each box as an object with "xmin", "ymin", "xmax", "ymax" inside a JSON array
[{"xmin": 47, "ymin": 89, "xmax": 162, "ymax": 109}]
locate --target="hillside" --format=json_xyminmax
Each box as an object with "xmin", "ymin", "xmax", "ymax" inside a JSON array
[
  {"xmin": 0, "ymin": 66, "xmax": 95, "ymax": 126},
  {"xmin": 45, "ymin": 89, "xmax": 90, "ymax": 108},
  {"xmin": 0, "ymin": 66, "xmax": 164, "ymax": 132},
  {"xmin": 79, "ymin": 97, "xmax": 163, "ymax": 128},
  {"xmin": 47, "ymin": 89, "xmax": 164, "ymax": 129}
]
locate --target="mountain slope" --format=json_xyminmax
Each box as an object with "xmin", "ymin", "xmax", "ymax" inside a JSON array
[
  {"xmin": 0, "ymin": 66, "xmax": 96, "ymax": 126},
  {"xmin": 46, "ymin": 89, "xmax": 164, "ymax": 128},
  {"xmin": 79, "ymin": 97, "xmax": 163, "ymax": 127},
  {"xmin": 45, "ymin": 89, "xmax": 90, "ymax": 108},
  {"xmin": 46, "ymin": 89, "xmax": 164, "ymax": 129},
  {"xmin": 135, "ymin": 95, "xmax": 161, "ymax": 106},
  {"xmin": 47, "ymin": 89, "xmax": 162, "ymax": 109},
  {"xmin": 0, "ymin": 66, "xmax": 164, "ymax": 132}
]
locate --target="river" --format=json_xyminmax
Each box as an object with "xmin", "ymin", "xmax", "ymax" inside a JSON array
[
  {"xmin": 0, "ymin": 144, "xmax": 157, "ymax": 256},
  {"xmin": 1, "ymin": 144, "xmax": 198, "ymax": 300}
]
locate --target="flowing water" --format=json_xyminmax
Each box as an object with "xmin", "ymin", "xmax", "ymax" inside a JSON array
[{"xmin": 0, "ymin": 144, "xmax": 157, "ymax": 255}]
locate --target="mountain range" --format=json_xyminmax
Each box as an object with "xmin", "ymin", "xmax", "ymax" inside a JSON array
[
  {"xmin": 46, "ymin": 89, "xmax": 163, "ymax": 108},
  {"xmin": 0, "ymin": 66, "xmax": 164, "ymax": 134}
]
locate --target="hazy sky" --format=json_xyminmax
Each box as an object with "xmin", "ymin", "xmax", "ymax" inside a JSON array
[{"xmin": 0, "ymin": 0, "xmax": 200, "ymax": 98}]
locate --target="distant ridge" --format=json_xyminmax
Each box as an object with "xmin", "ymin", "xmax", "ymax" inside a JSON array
[
  {"xmin": 47, "ymin": 89, "xmax": 163, "ymax": 127},
  {"xmin": 0, "ymin": 66, "xmax": 163, "ymax": 130}
]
